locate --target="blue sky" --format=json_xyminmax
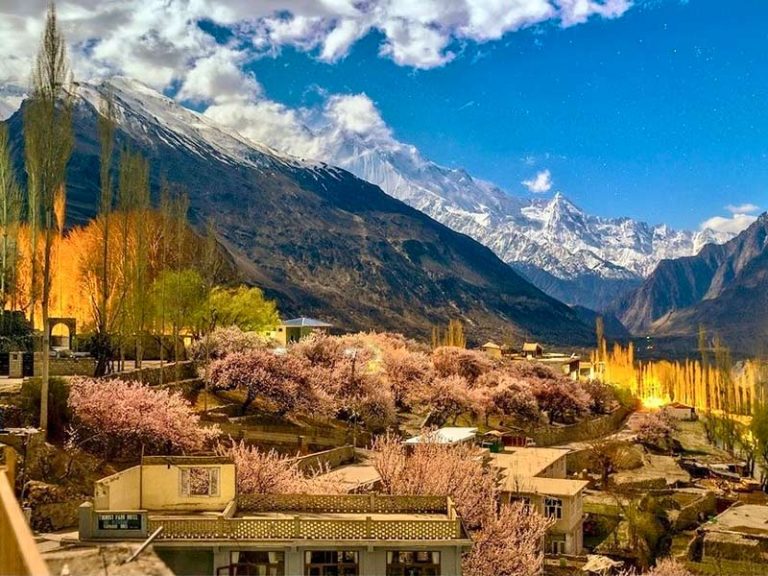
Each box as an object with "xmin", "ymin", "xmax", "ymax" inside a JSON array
[
  {"xmin": 240, "ymin": 0, "xmax": 767, "ymax": 229},
  {"xmin": 1, "ymin": 0, "xmax": 765, "ymax": 231}
]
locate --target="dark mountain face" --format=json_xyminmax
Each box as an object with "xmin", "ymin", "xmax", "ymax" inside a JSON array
[
  {"xmin": 570, "ymin": 306, "xmax": 631, "ymax": 342},
  {"xmin": 613, "ymin": 215, "xmax": 768, "ymax": 355},
  {"xmin": 514, "ymin": 263, "xmax": 642, "ymax": 312},
  {"xmin": 3, "ymin": 80, "xmax": 593, "ymax": 346}
]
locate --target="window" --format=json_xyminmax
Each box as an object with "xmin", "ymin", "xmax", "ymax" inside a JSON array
[
  {"xmin": 216, "ymin": 551, "xmax": 284, "ymax": 576},
  {"xmin": 548, "ymin": 537, "xmax": 566, "ymax": 555},
  {"xmin": 544, "ymin": 497, "xmax": 563, "ymax": 519},
  {"xmin": 305, "ymin": 551, "xmax": 359, "ymax": 576},
  {"xmin": 386, "ymin": 551, "xmax": 440, "ymax": 576},
  {"xmin": 180, "ymin": 467, "xmax": 220, "ymax": 497}
]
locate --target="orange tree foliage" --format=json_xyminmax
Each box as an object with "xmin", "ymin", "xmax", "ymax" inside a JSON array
[{"xmin": 11, "ymin": 211, "xmax": 208, "ymax": 332}]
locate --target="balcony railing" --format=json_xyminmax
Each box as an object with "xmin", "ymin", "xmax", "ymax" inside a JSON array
[
  {"xmin": 147, "ymin": 494, "xmax": 463, "ymax": 542},
  {"xmin": 147, "ymin": 515, "xmax": 462, "ymax": 542}
]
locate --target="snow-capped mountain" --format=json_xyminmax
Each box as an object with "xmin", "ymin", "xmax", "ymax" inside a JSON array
[{"xmin": 316, "ymin": 128, "xmax": 733, "ymax": 309}]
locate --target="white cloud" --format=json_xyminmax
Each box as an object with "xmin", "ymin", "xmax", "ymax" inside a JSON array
[
  {"xmin": 177, "ymin": 48, "xmax": 261, "ymax": 104},
  {"xmin": 700, "ymin": 212, "xmax": 758, "ymax": 235},
  {"xmin": 522, "ymin": 169, "xmax": 553, "ymax": 193},
  {"xmin": 0, "ymin": 0, "xmax": 638, "ymax": 100},
  {"xmin": 725, "ymin": 203, "xmax": 760, "ymax": 215}
]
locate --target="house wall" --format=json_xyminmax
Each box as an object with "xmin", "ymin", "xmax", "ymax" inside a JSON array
[
  {"xmin": 202, "ymin": 544, "xmax": 463, "ymax": 575},
  {"xmin": 94, "ymin": 464, "xmax": 236, "ymax": 512}
]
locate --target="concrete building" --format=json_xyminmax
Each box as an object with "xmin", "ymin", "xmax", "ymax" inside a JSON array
[
  {"xmin": 491, "ymin": 448, "xmax": 588, "ymax": 556},
  {"xmin": 699, "ymin": 504, "xmax": 768, "ymax": 563},
  {"xmin": 80, "ymin": 455, "xmax": 472, "ymax": 576},
  {"xmin": 269, "ymin": 318, "xmax": 334, "ymax": 347}
]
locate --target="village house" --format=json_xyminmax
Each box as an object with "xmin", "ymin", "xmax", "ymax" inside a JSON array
[
  {"xmin": 79, "ymin": 455, "xmax": 472, "ymax": 576},
  {"xmin": 664, "ymin": 402, "xmax": 697, "ymax": 421},
  {"xmin": 268, "ymin": 317, "xmax": 334, "ymax": 347},
  {"xmin": 512, "ymin": 343, "xmax": 581, "ymax": 380},
  {"xmin": 490, "ymin": 448, "xmax": 588, "ymax": 556},
  {"xmin": 522, "ymin": 342, "xmax": 544, "ymax": 359},
  {"xmin": 480, "ymin": 341, "xmax": 502, "ymax": 359}
]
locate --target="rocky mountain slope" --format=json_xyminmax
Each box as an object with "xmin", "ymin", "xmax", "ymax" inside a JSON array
[
  {"xmin": 3, "ymin": 78, "xmax": 594, "ymax": 346},
  {"xmin": 613, "ymin": 214, "xmax": 768, "ymax": 354}
]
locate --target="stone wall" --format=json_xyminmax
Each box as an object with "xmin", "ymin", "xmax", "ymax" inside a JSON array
[
  {"xmin": 526, "ymin": 407, "xmax": 630, "ymax": 447},
  {"xmin": 289, "ymin": 446, "xmax": 356, "ymax": 474},
  {"xmin": 673, "ymin": 491, "xmax": 716, "ymax": 531}
]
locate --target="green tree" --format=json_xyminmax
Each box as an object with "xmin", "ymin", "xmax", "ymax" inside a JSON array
[
  {"xmin": 150, "ymin": 268, "xmax": 208, "ymax": 360},
  {"xmin": 750, "ymin": 403, "xmax": 768, "ymax": 489},
  {"xmin": 209, "ymin": 286, "xmax": 279, "ymax": 333},
  {"xmin": 23, "ymin": 2, "xmax": 74, "ymax": 434}
]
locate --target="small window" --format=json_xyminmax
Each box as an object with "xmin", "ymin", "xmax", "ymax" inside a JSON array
[
  {"xmin": 180, "ymin": 467, "xmax": 220, "ymax": 497},
  {"xmin": 510, "ymin": 495, "xmax": 532, "ymax": 511},
  {"xmin": 544, "ymin": 497, "xmax": 563, "ymax": 519},
  {"xmin": 386, "ymin": 551, "xmax": 440, "ymax": 575}
]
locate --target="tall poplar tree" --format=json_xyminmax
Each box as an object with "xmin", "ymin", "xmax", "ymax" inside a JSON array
[
  {"xmin": 0, "ymin": 126, "xmax": 22, "ymax": 321},
  {"xmin": 23, "ymin": 2, "xmax": 74, "ymax": 434},
  {"xmin": 92, "ymin": 90, "xmax": 115, "ymax": 376}
]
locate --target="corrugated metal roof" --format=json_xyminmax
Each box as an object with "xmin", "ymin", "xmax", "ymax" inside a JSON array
[{"xmin": 281, "ymin": 317, "xmax": 334, "ymax": 328}]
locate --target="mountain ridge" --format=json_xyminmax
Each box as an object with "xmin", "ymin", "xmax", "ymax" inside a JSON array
[{"xmin": 612, "ymin": 213, "xmax": 768, "ymax": 355}]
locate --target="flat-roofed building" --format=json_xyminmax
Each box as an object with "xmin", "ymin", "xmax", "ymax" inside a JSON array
[
  {"xmin": 269, "ymin": 317, "xmax": 334, "ymax": 346},
  {"xmin": 80, "ymin": 456, "xmax": 472, "ymax": 576},
  {"xmin": 491, "ymin": 448, "xmax": 588, "ymax": 556},
  {"xmin": 404, "ymin": 427, "xmax": 478, "ymax": 446}
]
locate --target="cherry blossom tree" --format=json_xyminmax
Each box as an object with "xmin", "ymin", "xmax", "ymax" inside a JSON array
[
  {"xmin": 206, "ymin": 349, "xmax": 310, "ymax": 415},
  {"xmin": 216, "ymin": 439, "xmax": 344, "ymax": 495},
  {"xmin": 68, "ymin": 377, "xmax": 219, "ymax": 458},
  {"xmin": 462, "ymin": 502, "xmax": 553, "ymax": 576},
  {"xmin": 421, "ymin": 375, "xmax": 480, "ymax": 425},
  {"xmin": 373, "ymin": 434, "xmax": 496, "ymax": 529},
  {"xmin": 531, "ymin": 376, "xmax": 591, "ymax": 424},
  {"xmin": 477, "ymin": 371, "xmax": 540, "ymax": 424},
  {"xmin": 632, "ymin": 411, "xmax": 677, "ymax": 449},
  {"xmin": 189, "ymin": 325, "xmax": 266, "ymax": 363},
  {"xmin": 432, "ymin": 346, "xmax": 493, "ymax": 386},
  {"xmin": 381, "ymin": 347, "xmax": 434, "ymax": 410}
]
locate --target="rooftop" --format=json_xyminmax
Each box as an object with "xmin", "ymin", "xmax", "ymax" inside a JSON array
[
  {"xmin": 281, "ymin": 317, "xmax": 334, "ymax": 328},
  {"xmin": 142, "ymin": 455, "xmax": 233, "ymax": 466},
  {"xmin": 490, "ymin": 448, "xmax": 590, "ymax": 496},
  {"xmin": 481, "ymin": 341, "xmax": 501, "ymax": 349},
  {"xmin": 705, "ymin": 504, "xmax": 768, "ymax": 536},
  {"xmin": 491, "ymin": 448, "xmax": 568, "ymax": 478},
  {"xmin": 405, "ymin": 427, "xmax": 478, "ymax": 445}
]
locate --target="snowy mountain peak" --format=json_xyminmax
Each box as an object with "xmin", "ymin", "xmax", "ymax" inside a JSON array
[{"xmin": 76, "ymin": 78, "xmax": 323, "ymax": 174}]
